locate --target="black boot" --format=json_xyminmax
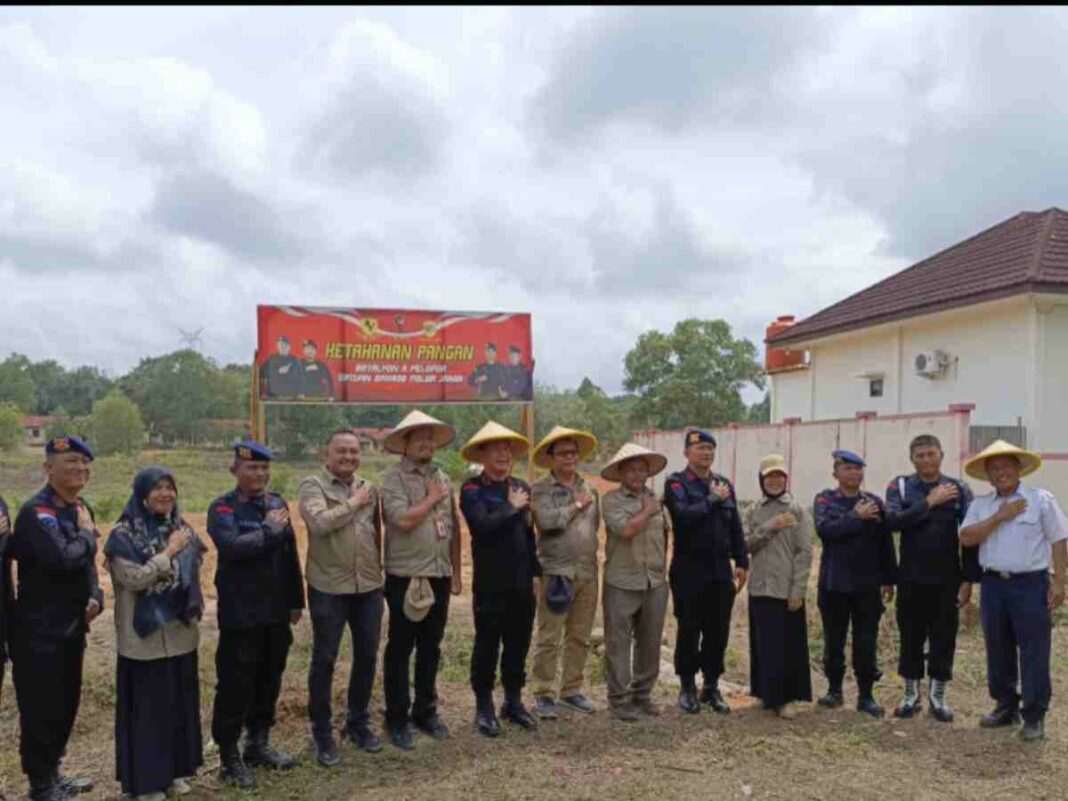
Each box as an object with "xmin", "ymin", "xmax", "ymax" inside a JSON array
[
  {"xmin": 1019, "ymin": 715, "xmax": 1046, "ymax": 742},
  {"xmin": 52, "ymin": 770, "xmax": 92, "ymax": 796},
  {"xmin": 980, "ymin": 702, "xmax": 1021, "ymax": 728},
  {"xmin": 817, "ymin": 680, "xmax": 844, "ymax": 708},
  {"xmin": 243, "ymin": 729, "xmax": 297, "ymax": 770},
  {"xmin": 699, "ymin": 685, "xmax": 731, "ymax": 714},
  {"xmin": 219, "ymin": 743, "xmax": 255, "ymax": 790},
  {"xmin": 678, "ymin": 677, "xmax": 700, "ymax": 714},
  {"xmin": 501, "ymin": 691, "xmax": 537, "ymax": 730},
  {"xmin": 28, "ymin": 774, "xmax": 63, "ymax": 801},
  {"xmin": 312, "ymin": 729, "xmax": 340, "ymax": 768},
  {"xmin": 856, "ymin": 684, "xmax": 884, "ymax": 718},
  {"xmin": 475, "ymin": 693, "xmax": 501, "ymax": 738}
]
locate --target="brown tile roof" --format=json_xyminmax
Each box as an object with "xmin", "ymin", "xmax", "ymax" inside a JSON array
[{"xmin": 768, "ymin": 207, "xmax": 1068, "ymax": 346}]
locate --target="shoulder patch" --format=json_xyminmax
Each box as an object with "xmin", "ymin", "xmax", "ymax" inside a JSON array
[
  {"xmin": 668, "ymin": 481, "xmax": 686, "ymax": 500},
  {"xmin": 214, "ymin": 504, "xmax": 234, "ymax": 515}
]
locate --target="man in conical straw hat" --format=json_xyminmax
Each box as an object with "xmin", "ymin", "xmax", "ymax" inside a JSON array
[
  {"xmin": 457, "ymin": 422, "xmax": 540, "ymax": 738},
  {"xmin": 960, "ymin": 440, "xmax": 1068, "ymax": 742},
  {"xmin": 528, "ymin": 425, "xmax": 601, "ymax": 719},
  {"xmin": 600, "ymin": 443, "xmax": 670, "ymax": 722},
  {"xmin": 378, "ymin": 411, "xmax": 462, "ymax": 750}
]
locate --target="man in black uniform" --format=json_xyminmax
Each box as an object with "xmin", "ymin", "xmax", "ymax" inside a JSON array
[
  {"xmin": 260, "ymin": 335, "xmax": 302, "ymax": 399},
  {"xmin": 208, "ymin": 441, "xmax": 306, "ymax": 789},
  {"xmin": 298, "ymin": 340, "xmax": 334, "ymax": 400},
  {"xmin": 502, "ymin": 345, "xmax": 533, "ymax": 401},
  {"xmin": 9, "ymin": 436, "xmax": 102, "ymax": 801},
  {"xmin": 458, "ymin": 421, "xmax": 540, "ymax": 737},
  {"xmin": 813, "ymin": 450, "xmax": 897, "ymax": 717},
  {"xmin": 662, "ymin": 429, "xmax": 749, "ymax": 715},
  {"xmin": 0, "ymin": 493, "xmax": 11, "ymax": 801},
  {"xmin": 468, "ymin": 343, "xmax": 505, "ymax": 400},
  {"xmin": 885, "ymin": 434, "xmax": 977, "ymax": 722}
]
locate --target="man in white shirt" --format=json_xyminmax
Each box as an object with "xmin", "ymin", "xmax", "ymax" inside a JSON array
[{"xmin": 960, "ymin": 440, "xmax": 1068, "ymax": 741}]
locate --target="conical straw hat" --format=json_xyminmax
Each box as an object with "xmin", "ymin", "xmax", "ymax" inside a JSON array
[
  {"xmin": 600, "ymin": 442, "xmax": 668, "ymax": 483},
  {"xmin": 383, "ymin": 410, "xmax": 456, "ymax": 455},
  {"xmin": 460, "ymin": 421, "xmax": 531, "ymax": 462},
  {"xmin": 531, "ymin": 425, "xmax": 599, "ymax": 469},
  {"xmin": 963, "ymin": 439, "xmax": 1042, "ymax": 482}
]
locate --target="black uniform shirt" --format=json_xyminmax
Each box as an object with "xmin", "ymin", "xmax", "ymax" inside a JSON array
[
  {"xmin": 663, "ymin": 468, "xmax": 749, "ymax": 589},
  {"xmin": 207, "ymin": 488, "xmax": 306, "ymax": 630},
  {"xmin": 460, "ymin": 474, "xmax": 540, "ymax": 594},
  {"xmin": 9, "ymin": 485, "xmax": 104, "ymax": 640},
  {"xmin": 813, "ymin": 488, "xmax": 898, "ymax": 592}
]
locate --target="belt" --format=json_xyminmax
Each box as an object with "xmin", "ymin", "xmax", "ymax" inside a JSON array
[{"xmin": 982, "ymin": 568, "xmax": 1047, "ymax": 580}]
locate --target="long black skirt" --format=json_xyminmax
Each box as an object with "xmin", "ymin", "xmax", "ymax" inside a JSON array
[
  {"xmin": 116, "ymin": 651, "xmax": 204, "ymax": 796},
  {"xmin": 749, "ymin": 596, "xmax": 812, "ymax": 709}
]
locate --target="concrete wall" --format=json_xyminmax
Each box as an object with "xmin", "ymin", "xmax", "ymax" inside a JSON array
[{"xmin": 769, "ymin": 296, "xmax": 1049, "ymax": 442}]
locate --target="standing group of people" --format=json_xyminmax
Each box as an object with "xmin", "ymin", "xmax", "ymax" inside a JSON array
[{"xmin": 0, "ymin": 416, "xmax": 1065, "ymax": 801}]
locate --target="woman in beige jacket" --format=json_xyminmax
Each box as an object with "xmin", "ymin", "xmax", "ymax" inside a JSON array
[
  {"xmin": 105, "ymin": 467, "xmax": 206, "ymax": 801},
  {"xmin": 743, "ymin": 455, "xmax": 814, "ymax": 719}
]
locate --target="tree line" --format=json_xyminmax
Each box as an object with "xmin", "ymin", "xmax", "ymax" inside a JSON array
[{"xmin": 0, "ymin": 318, "xmax": 770, "ymax": 459}]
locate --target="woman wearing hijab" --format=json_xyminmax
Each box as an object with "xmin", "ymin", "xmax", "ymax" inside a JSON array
[
  {"xmin": 105, "ymin": 468, "xmax": 206, "ymax": 801},
  {"xmin": 743, "ymin": 455, "xmax": 814, "ymax": 719}
]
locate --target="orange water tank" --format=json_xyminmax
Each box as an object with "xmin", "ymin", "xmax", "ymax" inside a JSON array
[{"xmin": 765, "ymin": 316, "xmax": 808, "ymax": 373}]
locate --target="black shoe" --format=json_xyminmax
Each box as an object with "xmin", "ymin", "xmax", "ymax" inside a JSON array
[
  {"xmin": 475, "ymin": 700, "xmax": 502, "ymax": 738},
  {"xmin": 413, "ymin": 714, "xmax": 450, "ymax": 741},
  {"xmin": 699, "ymin": 687, "xmax": 730, "ymax": 714},
  {"xmin": 980, "ymin": 704, "xmax": 1021, "ymax": 728},
  {"xmin": 678, "ymin": 682, "xmax": 700, "ymax": 715},
  {"xmin": 387, "ymin": 722, "xmax": 415, "ymax": 750},
  {"xmin": 219, "ymin": 744, "xmax": 255, "ymax": 790},
  {"xmin": 28, "ymin": 776, "xmax": 64, "ymax": 801},
  {"xmin": 1019, "ymin": 718, "xmax": 1046, "ymax": 741},
  {"xmin": 929, "ymin": 703, "xmax": 955, "ymax": 723},
  {"xmin": 559, "ymin": 694, "xmax": 595, "ymax": 714},
  {"xmin": 817, "ymin": 687, "xmax": 844, "ymax": 708},
  {"xmin": 534, "ymin": 695, "xmax": 558, "ymax": 720},
  {"xmin": 53, "ymin": 773, "xmax": 93, "ymax": 795},
  {"xmin": 313, "ymin": 731, "xmax": 341, "ymax": 768},
  {"xmin": 501, "ymin": 698, "xmax": 537, "ymax": 730},
  {"xmin": 857, "ymin": 696, "xmax": 885, "ymax": 718},
  {"xmin": 893, "ymin": 697, "xmax": 921, "ymax": 719},
  {"xmin": 243, "ymin": 730, "xmax": 297, "ymax": 770},
  {"xmin": 343, "ymin": 723, "xmax": 383, "ymax": 754}
]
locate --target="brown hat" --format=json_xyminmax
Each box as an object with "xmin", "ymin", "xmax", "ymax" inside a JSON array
[
  {"xmin": 600, "ymin": 443, "xmax": 668, "ymax": 483},
  {"xmin": 531, "ymin": 426, "xmax": 598, "ymax": 469},
  {"xmin": 963, "ymin": 439, "xmax": 1042, "ymax": 482},
  {"xmin": 383, "ymin": 410, "xmax": 456, "ymax": 455}
]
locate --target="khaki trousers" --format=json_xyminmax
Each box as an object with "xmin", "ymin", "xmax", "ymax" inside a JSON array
[
  {"xmin": 603, "ymin": 583, "xmax": 668, "ymax": 707},
  {"xmin": 530, "ymin": 573, "xmax": 599, "ymax": 698}
]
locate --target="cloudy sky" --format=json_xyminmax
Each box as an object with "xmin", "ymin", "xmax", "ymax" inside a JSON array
[{"xmin": 3, "ymin": 6, "xmax": 1067, "ymax": 397}]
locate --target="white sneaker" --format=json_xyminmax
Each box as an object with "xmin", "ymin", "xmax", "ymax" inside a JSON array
[
  {"xmin": 777, "ymin": 703, "xmax": 797, "ymax": 720},
  {"xmin": 170, "ymin": 777, "xmax": 193, "ymax": 795},
  {"xmin": 136, "ymin": 793, "xmax": 167, "ymax": 801}
]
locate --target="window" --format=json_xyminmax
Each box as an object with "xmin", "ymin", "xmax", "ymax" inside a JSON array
[{"xmin": 869, "ymin": 378, "xmax": 884, "ymax": 398}]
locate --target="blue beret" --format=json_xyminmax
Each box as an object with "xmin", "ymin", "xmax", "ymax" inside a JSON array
[
  {"xmin": 685, "ymin": 429, "xmax": 717, "ymax": 448},
  {"xmin": 234, "ymin": 441, "xmax": 273, "ymax": 462},
  {"xmin": 832, "ymin": 449, "xmax": 866, "ymax": 467},
  {"xmin": 46, "ymin": 436, "xmax": 94, "ymax": 461}
]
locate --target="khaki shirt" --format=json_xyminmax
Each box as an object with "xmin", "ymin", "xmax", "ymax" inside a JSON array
[
  {"xmin": 743, "ymin": 493, "xmax": 814, "ymax": 600},
  {"xmin": 531, "ymin": 473, "xmax": 600, "ymax": 580},
  {"xmin": 380, "ymin": 457, "xmax": 459, "ymax": 578},
  {"xmin": 602, "ymin": 486, "xmax": 668, "ymax": 591},
  {"xmin": 298, "ymin": 468, "xmax": 383, "ymax": 595},
  {"xmin": 109, "ymin": 553, "xmax": 200, "ymax": 661}
]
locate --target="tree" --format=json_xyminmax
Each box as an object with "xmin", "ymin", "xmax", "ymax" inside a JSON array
[
  {"xmin": 85, "ymin": 391, "xmax": 145, "ymax": 456},
  {"xmin": 0, "ymin": 402, "xmax": 23, "ymax": 452},
  {"xmin": 0, "ymin": 354, "xmax": 36, "ymax": 411},
  {"xmin": 121, "ymin": 350, "xmax": 225, "ymax": 445},
  {"xmin": 623, "ymin": 318, "xmax": 765, "ymax": 430},
  {"xmin": 45, "ymin": 407, "xmax": 80, "ymax": 439},
  {"xmin": 746, "ymin": 393, "xmax": 771, "ymax": 424}
]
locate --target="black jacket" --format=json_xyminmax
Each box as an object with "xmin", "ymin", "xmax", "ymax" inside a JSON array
[
  {"xmin": 207, "ymin": 488, "xmax": 305, "ymax": 630},
  {"xmin": 460, "ymin": 474, "xmax": 540, "ymax": 594},
  {"xmin": 885, "ymin": 473, "xmax": 980, "ymax": 585},
  {"xmin": 663, "ymin": 468, "xmax": 749, "ymax": 591},
  {"xmin": 0, "ymin": 496, "xmax": 11, "ymax": 658},
  {"xmin": 9, "ymin": 485, "xmax": 104, "ymax": 641},
  {"xmin": 814, "ymin": 488, "xmax": 898, "ymax": 592}
]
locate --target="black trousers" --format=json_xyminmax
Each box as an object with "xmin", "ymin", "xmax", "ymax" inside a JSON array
[
  {"xmin": 11, "ymin": 634, "xmax": 85, "ymax": 780},
  {"xmin": 470, "ymin": 588, "xmax": 535, "ymax": 698},
  {"xmin": 896, "ymin": 582, "xmax": 959, "ymax": 682},
  {"xmin": 307, "ymin": 586, "xmax": 384, "ymax": 736},
  {"xmin": 818, "ymin": 587, "xmax": 883, "ymax": 689},
  {"xmin": 672, "ymin": 579, "xmax": 736, "ymax": 685},
  {"xmin": 383, "ymin": 575, "xmax": 450, "ymax": 726},
  {"xmin": 212, "ymin": 623, "xmax": 293, "ymax": 747}
]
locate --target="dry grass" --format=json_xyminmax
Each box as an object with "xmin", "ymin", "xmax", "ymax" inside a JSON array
[{"xmin": 3, "ymin": 475, "xmax": 1068, "ymax": 800}]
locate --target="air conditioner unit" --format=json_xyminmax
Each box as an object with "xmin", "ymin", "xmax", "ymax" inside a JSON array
[{"xmin": 914, "ymin": 350, "xmax": 949, "ymax": 377}]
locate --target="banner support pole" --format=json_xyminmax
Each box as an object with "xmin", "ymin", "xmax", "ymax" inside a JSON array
[{"xmin": 520, "ymin": 402, "xmax": 535, "ymax": 481}]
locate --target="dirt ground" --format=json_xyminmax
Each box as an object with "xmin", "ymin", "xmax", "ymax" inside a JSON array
[{"xmin": 3, "ymin": 476, "xmax": 1068, "ymax": 800}]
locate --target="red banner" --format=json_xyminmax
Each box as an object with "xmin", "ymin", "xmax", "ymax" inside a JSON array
[{"xmin": 256, "ymin": 306, "xmax": 533, "ymax": 404}]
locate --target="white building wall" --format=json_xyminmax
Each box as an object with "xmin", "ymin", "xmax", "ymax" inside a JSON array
[{"xmin": 1036, "ymin": 300, "xmax": 1068, "ymax": 451}]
